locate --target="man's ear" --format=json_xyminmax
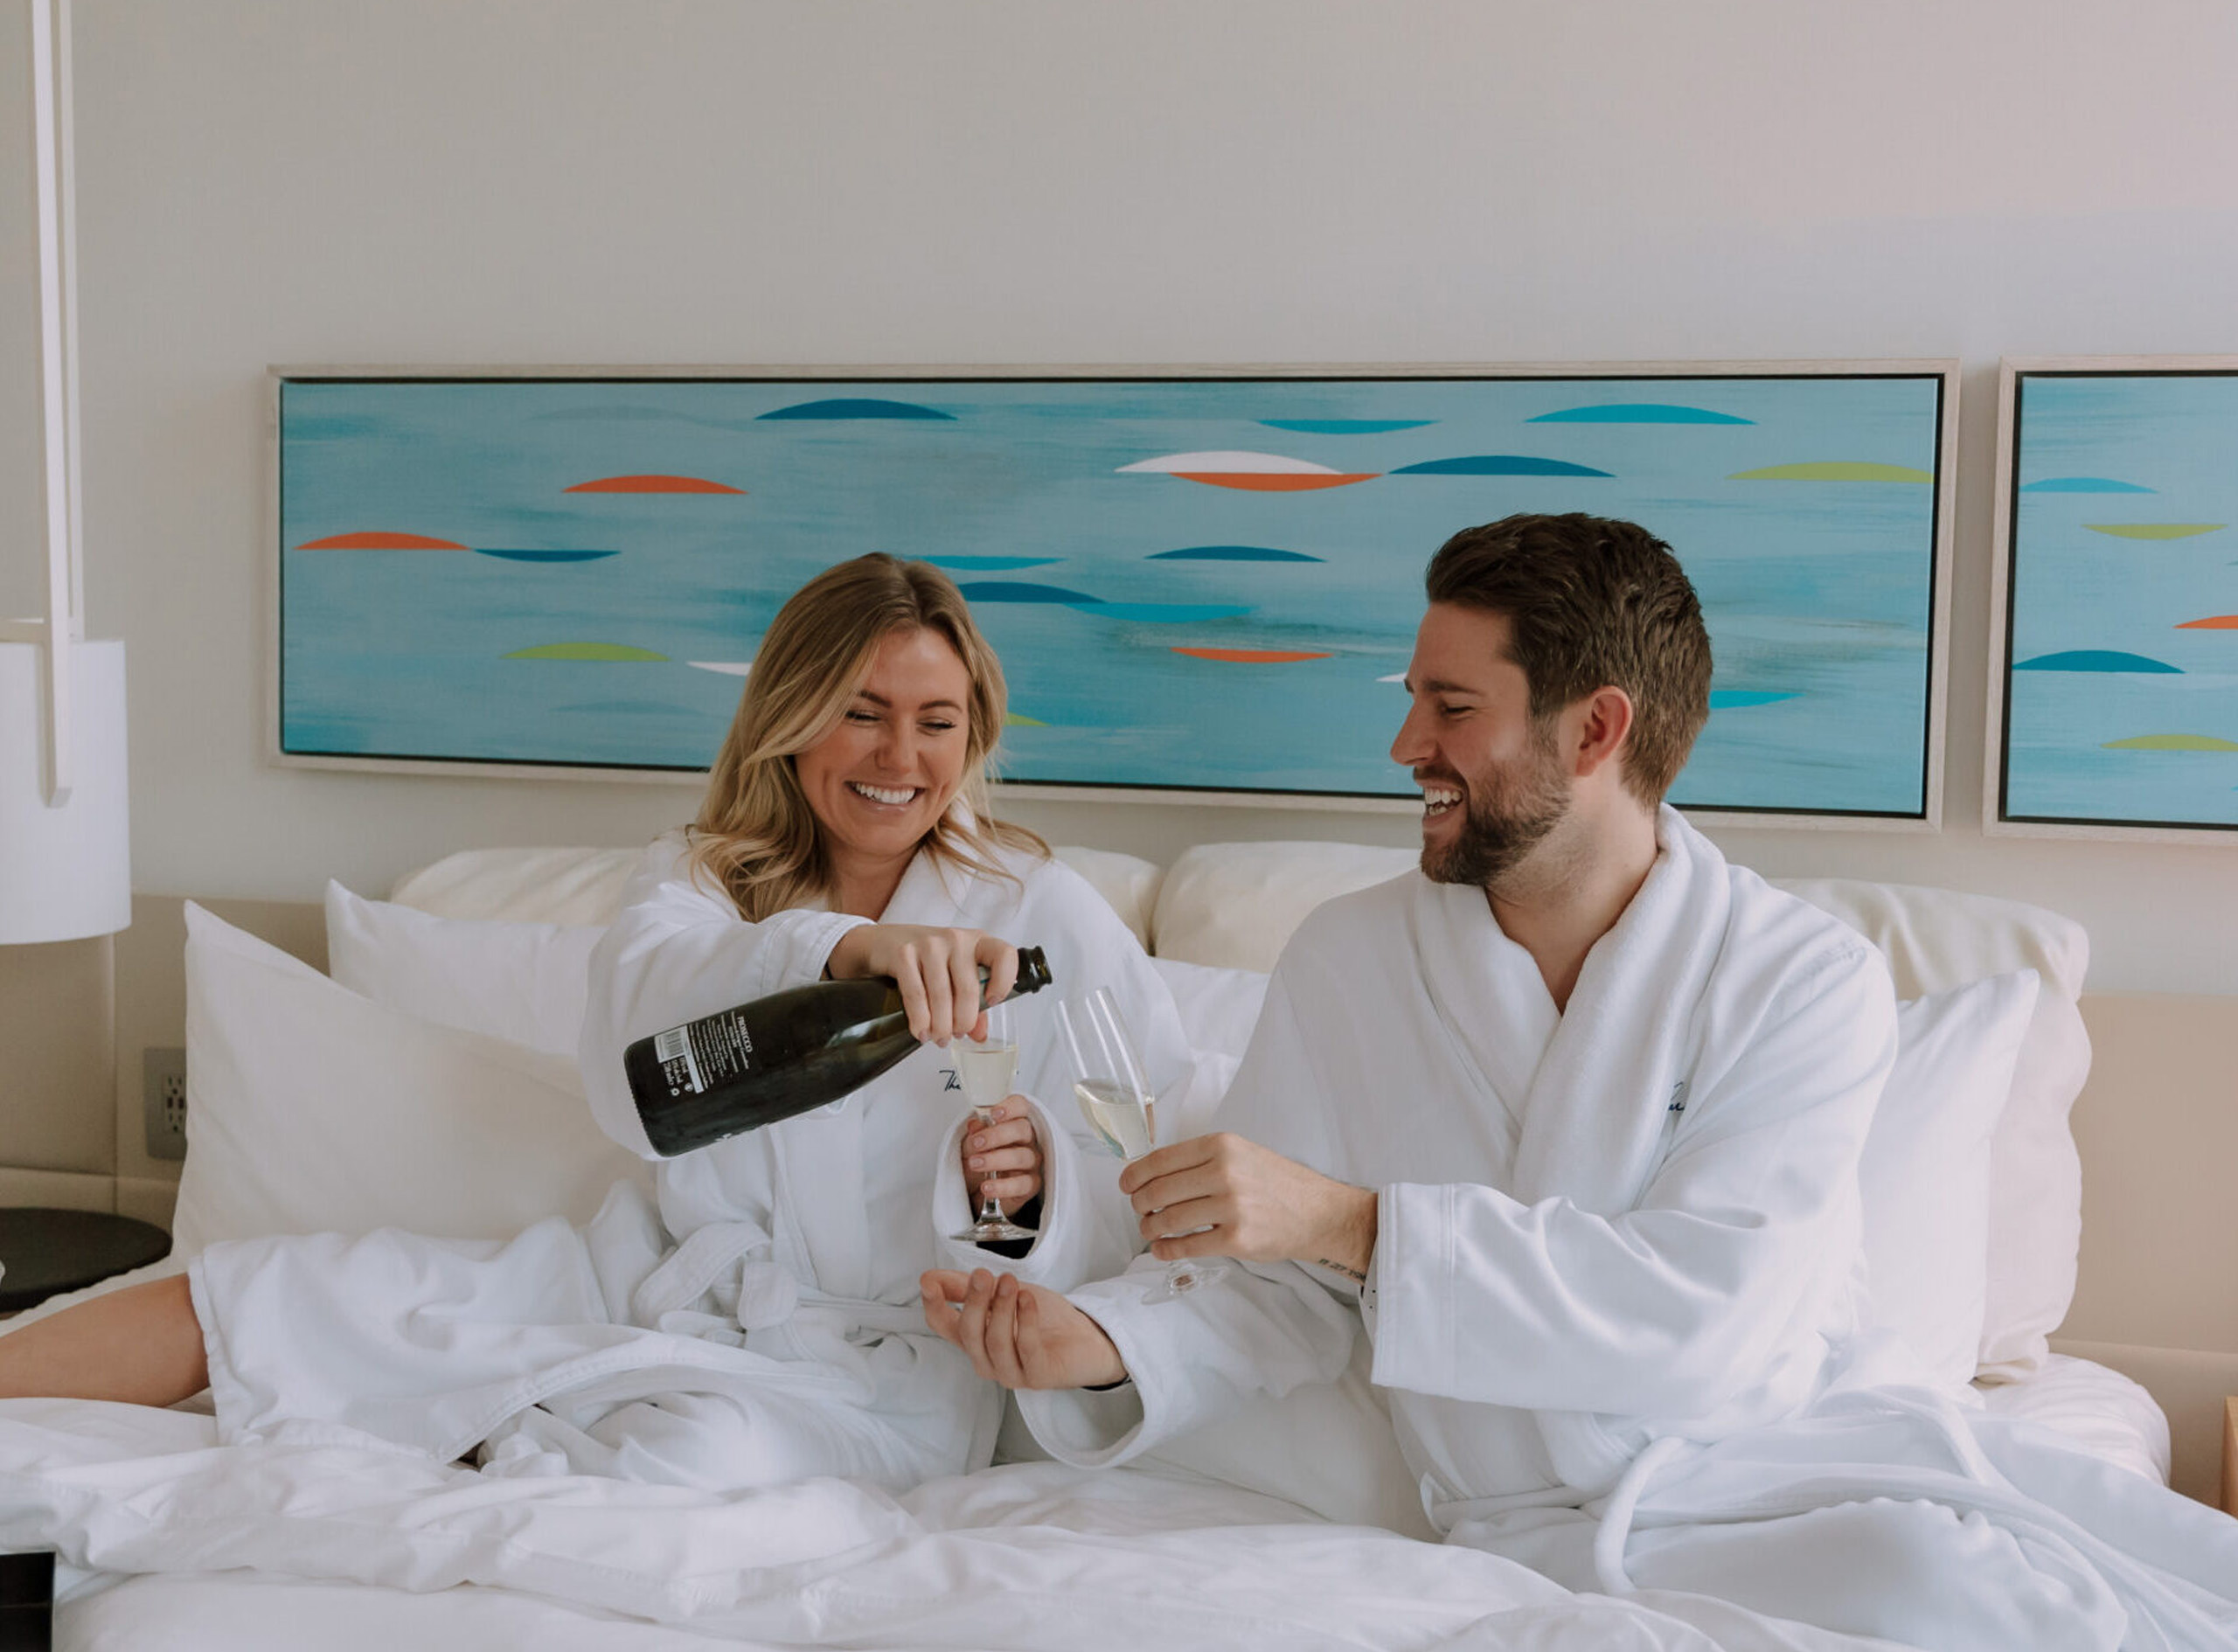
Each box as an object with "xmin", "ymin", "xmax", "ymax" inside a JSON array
[{"xmin": 1567, "ymin": 686, "xmax": 1635, "ymax": 779}]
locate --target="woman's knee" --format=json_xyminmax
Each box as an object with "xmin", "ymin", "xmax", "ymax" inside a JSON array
[{"xmin": 0, "ymin": 1271, "xmax": 207, "ymax": 1406}]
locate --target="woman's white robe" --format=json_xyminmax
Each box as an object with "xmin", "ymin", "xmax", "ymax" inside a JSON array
[
  {"xmin": 190, "ymin": 836, "xmax": 1182, "ymax": 1495},
  {"xmin": 1021, "ymin": 809, "xmax": 2238, "ymax": 1650}
]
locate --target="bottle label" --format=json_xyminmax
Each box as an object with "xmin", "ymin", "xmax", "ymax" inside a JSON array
[{"xmin": 653, "ymin": 1010, "xmax": 755, "ymax": 1097}]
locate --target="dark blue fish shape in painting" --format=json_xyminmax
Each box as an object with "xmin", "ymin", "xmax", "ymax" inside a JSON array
[
  {"xmin": 757, "ymin": 399, "xmax": 954, "ymax": 420},
  {"xmin": 1148, "ymin": 545, "xmax": 1324, "ymax": 563},
  {"xmin": 475, "ymin": 549, "xmax": 620, "ymax": 563},
  {"xmin": 1258, "ymin": 419, "xmax": 1435, "ymax": 434},
  {"xmin": 2014, "ymin": 650, "xmax": 2182, "ymax": 673},
  {"xmin": 956, "ymin": 581, "xmax": 1103, "ymax": 604},
  {"xmin": 955, "ymin": 580, "xmax": 1248, "ymax": 622},
  {"xmin": 1528, "ymin": 404, "xmax": 1752, "ymax": 425},
  {"xmin": 1081, "ymin": 602, "xmax": 1251, "ymax": 622},
  {"xmin": 1390, "ymin": 455, "xmax": 1615, "ymax": 477}
]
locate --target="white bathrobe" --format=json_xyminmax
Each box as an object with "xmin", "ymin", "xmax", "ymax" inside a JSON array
[
  {"xmin": 190, "ymin": 835, "xmax": 1180, "ymax": 1496},
  {"xmin": 1021, "ymin": 810, "xmax": 2238, "ymax": 1651}
]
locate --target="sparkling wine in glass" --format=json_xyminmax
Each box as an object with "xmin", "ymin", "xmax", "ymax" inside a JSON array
[
  {"xmin": 951, "ymin": 998, "xmax": 1036, "ymax": 1244},
  {"xmin": 1054, "ymin": 988, "xmax": 1227, "ymax": 1301}
]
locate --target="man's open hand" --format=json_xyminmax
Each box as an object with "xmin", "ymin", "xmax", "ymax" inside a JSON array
[
  {"xmin": 919, "ymin": 1268, "xmax": 1127, "ymax": 1390},
  {"xmin": 1120, "ymin": 1133, "xmax": 1378, "ymax": 1281}
]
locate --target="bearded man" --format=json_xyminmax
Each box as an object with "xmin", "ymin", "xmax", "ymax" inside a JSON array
[{"xmin": 924, "ymin": 514, "xmax": 2238, "ymax": 1651}]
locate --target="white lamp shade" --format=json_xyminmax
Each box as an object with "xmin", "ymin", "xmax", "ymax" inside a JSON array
[{"xmin": 0, "ymin": 637, "xmax": 130, "ymax": 942}]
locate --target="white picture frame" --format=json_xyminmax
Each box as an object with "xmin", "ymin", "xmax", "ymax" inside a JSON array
[{"xmin": 266, "ymin": 359, "xmax": 1957, "ymax": 829}]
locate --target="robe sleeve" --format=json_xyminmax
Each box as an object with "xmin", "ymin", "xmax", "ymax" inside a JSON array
[
  {"xmin": 1016, "ymin": 969, "xmax": 1361, "ymax": 1464},
  {"xmin": 578, "ymin": 838, "xmax": 871, "ymax": 1161},
  {"xmin": 1368, "ymin": 940, "xmax": 1896, "ymax": 1420}
]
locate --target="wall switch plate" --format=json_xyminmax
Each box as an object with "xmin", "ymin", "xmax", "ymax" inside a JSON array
[{"xmin": 142, "ymin": 1047, "xmax": 188, "ymax": 1161}]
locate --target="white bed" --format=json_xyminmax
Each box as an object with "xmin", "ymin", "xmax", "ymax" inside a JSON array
[{"xmin": 0, "ymin": 840, "xmax": 2182, "ymax": 1650}]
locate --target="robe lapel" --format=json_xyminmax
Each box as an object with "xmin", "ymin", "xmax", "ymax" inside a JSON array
[
  {"xmin": 1505, "ymin": 809, "xmax": 1728, "ymax": 1219},
  {"xmin": 1408, "ymin": 878, "xmax": 1557, "ymax": 1151}
]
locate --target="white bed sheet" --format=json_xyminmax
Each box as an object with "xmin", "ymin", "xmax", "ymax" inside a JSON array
[
  {"xmin": 14, "ymin": 1355, "xmax": 2174, "ymax": 1652},
  {"xmin": 49, "ymin": 1461, "xmax": 1363, "ymax": 1652},
  {"xmin": 1976, "ymin": 1350, "xmax": 2172, "ymax": 1488},
  {"xmin": 16, "ymin": 1413, "xmax": 1902, "ymax": 1652}
]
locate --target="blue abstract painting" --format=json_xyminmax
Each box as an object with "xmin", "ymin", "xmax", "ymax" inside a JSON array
[
  {"xmin": 276, "ymin": 372, "xmax": 1948, "ymax": 815},
  {"xmin": 2002, "ymin": 370, "xmax": 2238, "ymax": 831}
]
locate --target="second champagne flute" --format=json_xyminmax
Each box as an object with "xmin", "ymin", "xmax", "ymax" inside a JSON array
[{"xmin": 1053, "ymin": 987, "xmax": 1227, "ymax": 1301}]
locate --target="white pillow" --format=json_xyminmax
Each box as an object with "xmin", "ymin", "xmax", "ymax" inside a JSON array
[
  {"xmin": 388, "ymin": 846, "xmax": 642, "ymax": 926},
  {"xmin": 1049, "ymin": 846, "xmax": 1164, "ymax": 948},
  {"xmin": 1150, "ymin": 842, "xmax": 1418, "ymax": 972},
  {"xmin": 1147, "ymin": 955, "xmax": 1270, "ymax": 1062},
  {"xmin": 175, "ymin": 904, "xmax": 649, "ymax": 1256},
  {"xmin": 1776, "ymin": 878, "xmax": 2089, "ymax": 1381},
  {"xmin": 326, "ymin": 882, "xmax": 601, "ymax": 1059},
  {"xmin": 386, "ymin": 843, "xmax": 1168, "ymax": 948},
  {"xmin": 1859, "ymin": 971, "xmax": 2040, "ymax": 1386}
]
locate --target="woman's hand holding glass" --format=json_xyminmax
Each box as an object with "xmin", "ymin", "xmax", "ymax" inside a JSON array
[{"xmin": 958, "ymin": 1104, "xmax": 1039, "ymax": 1219}]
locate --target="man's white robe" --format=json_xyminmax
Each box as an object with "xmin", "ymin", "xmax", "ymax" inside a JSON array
[
  {"xmin": 1021, "ymin": 810, "xmax": 2238, "ymax": 1650},
  {"xmin": 190, "ymin": 836, "xmax": 1176, "ymax": 1496}
]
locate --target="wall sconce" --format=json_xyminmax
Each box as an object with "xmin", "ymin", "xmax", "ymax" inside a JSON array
[{"xmin": 0, "ymin": 0, "xmax": 129, "ymax": 946}]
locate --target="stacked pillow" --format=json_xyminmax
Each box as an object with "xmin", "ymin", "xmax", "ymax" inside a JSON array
[
  {"xmin": 324, "ymin": 884, "xmax": 600, "ymax": 1059},
  {"xmin": 170, "ymin": 900, "xmax": 646, "ymax": 1257}
]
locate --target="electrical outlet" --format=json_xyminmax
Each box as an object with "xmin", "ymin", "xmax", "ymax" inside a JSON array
[{"xmin": 142, "ymin": 1047, "xmax": 188, "ymax": 1161}]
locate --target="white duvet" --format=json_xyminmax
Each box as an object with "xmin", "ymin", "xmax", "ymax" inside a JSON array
[{"xmin": 2, "ymin": 1396, "xmax": 1935, "ymax": 1651}]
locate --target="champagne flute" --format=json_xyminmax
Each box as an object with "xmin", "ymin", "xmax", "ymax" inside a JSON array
[
  {"xmin": 1053, "ymin": 987, "xmax": 1227, "ymax": 1301},
  {"xmin": 951, "ymin": 998, "xmax": 1036, "ymax": 1243}
]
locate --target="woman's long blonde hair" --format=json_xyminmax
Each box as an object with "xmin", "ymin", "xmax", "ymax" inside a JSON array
[{"xmin": 687, "ymin": 554, "xmax": 1047, "ymax": 920}]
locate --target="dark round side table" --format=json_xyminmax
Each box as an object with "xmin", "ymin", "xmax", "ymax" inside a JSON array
[{"xmin": 0, "ymin": 1208, "xmax": 172, "ymax": 1314}]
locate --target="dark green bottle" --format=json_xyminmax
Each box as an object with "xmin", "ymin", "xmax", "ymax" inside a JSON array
[{"xmin": 623, "ymin": 948, "xmax": 1054, "ymax": 1156}]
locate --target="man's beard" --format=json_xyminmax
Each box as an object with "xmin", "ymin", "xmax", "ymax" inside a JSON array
[{"xmin": 1420, "ymin": 733, "xmax": 1570, "ymax": 889}]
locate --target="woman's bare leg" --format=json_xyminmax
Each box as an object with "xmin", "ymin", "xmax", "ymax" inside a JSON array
[{"xmin": 0, "ymin": 1274, "xmax": 208, "ymax": 1406}]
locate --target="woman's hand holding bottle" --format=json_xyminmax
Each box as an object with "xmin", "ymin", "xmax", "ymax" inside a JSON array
[{"xmin": 825, "ymin": 925, "xmax": 1019, "ymax": 1044}]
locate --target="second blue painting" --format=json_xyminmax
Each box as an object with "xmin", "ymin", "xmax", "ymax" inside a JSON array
[
  {"xmin": 277, "ymin": 370, "xmax": 1950, "ymax": 816},
  {"xmin": 2001, "ymin": 365, "xmax": 2238, "ymax": 833}
]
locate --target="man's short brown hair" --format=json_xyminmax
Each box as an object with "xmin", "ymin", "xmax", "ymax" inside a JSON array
[{"xmin": 1423, "ymin": 513, "xmax": 1711, "ymax": 805}]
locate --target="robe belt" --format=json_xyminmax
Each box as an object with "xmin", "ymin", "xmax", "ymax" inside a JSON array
[
  {"xmin": 630, "ymin": 1220, "xmax": 797, "ymax": 1331},
  {"xmin": 629, "ymin": 1221, "xmax": 928, "ymax": 1340},
  {"xmin": 1590, "ymin": 1433, "xmax": 1692, "ymax": 1593}
]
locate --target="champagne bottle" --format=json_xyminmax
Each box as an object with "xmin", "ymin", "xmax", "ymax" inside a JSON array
[{"xmin": 623, "ymin": 947, "xmax": 1053, "ymax": 1156}]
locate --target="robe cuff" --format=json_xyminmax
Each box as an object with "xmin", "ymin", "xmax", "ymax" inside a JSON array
[
  {"xmin": 1365, "ymin": 1182, "xmax": 1448, "ymax": 1392},
  {"xmin": 1011, "ymin": 1278, "xmax": 1171, "ymax": 1466},
  {"xmin": 928, "ymin": 1093, "xmax": 1081, "ymax": 1287},
  {"xmin": 1014, "ymin": 1378, "xmax": 1148, "ymax": 1464},
  {"xmin": 770, "ymin": 909, "xmax": 873, "ymax": 994}
]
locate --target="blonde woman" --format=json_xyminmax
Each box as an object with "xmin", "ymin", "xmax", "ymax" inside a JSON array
[{"xmin": 1, "ymin": 556, "xmax": 1193, "ymax": 1496}]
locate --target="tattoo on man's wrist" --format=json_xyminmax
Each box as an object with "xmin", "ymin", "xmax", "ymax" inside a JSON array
[{"xmin": 1316, "ymin": 1257, "xmax": 1367, "ymax": 1283}]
